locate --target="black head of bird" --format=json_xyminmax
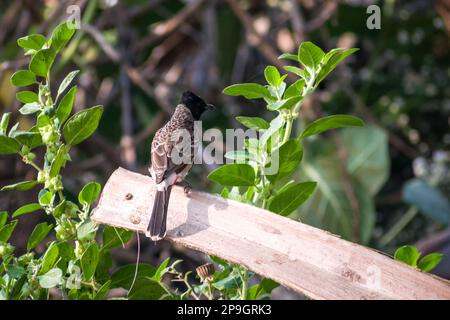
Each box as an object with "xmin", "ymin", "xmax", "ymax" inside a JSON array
[{"xmin": 181, "ymin": 91, "xmax": 215, "ymax": 120}]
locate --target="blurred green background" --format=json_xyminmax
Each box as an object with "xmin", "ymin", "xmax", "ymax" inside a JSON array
[{"xmin": 0, "ymin": 0, "xmax": 449, "ymax": 294}]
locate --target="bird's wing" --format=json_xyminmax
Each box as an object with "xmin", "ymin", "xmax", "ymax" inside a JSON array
[{"xmin": 151, "ymin": 127, "xmax": 191, "ymax": 184}]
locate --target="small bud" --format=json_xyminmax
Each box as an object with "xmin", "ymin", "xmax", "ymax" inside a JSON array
[
  {"xmin": 27, "ymin": 152, "xmax": 36, "ymax": 161},
  {"xmin": 74, "ymin": 241, "xmax": 84, "ymax": 259},
  {"xmin": 37, "ymin": 170, "xmax": 46, "ymax": 183},
  {"xmin": 18, "ymin": 252, "xmax": 34, "ymax": 265}
]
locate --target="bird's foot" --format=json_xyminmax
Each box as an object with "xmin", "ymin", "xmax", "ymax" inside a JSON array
[
  {"xmin": 178, "ymin": 180, "xmax": 192, "ymax": 195},
  {"xmin": 183, "ymin": 184, "xmax": 192, "ymax": 195}
]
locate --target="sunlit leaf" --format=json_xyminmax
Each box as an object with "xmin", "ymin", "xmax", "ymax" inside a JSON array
[
  {"xmin": 2, "ymin": 180, "xmax": 38, "ymax": 192},
  {"xmin": 63, "ymin": 105, "xmax": 103, "ymax": 145},
  {"xmin": 10, "ymin": 70, "xmax": 36, "ymax": 87},
  {"xmin": 268, "ymin": 182, "xmax": 316, "ymax": 216},
  {"xmin": 300, "ymin": 115, "xmax": 364, "ymax": 138},
  {"xmin": 208, "ymin": 163, "xmax": 255, "ymax": 186},
  {"xmin": 223, "ymin": 83, "xmax": 272, "ymax": 100},
  {"xmin": 394, "ymin": 245, "xmax": 420, "ymax": 267}
]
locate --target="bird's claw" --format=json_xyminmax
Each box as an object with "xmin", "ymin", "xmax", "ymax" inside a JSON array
[{"xmin": 184, "ymin": 185, "xmax": 191, "ymax": 195}]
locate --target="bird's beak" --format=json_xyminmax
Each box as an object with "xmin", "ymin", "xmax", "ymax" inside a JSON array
[{"xmin": 206, "ymin": 103, "xmax": 216, "ymax": 111}]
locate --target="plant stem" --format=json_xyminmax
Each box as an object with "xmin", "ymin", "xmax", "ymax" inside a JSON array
[
  {"xmin": 207, "ymin": 282, "xmax": 213, "ymax": 300},
  {"xmin": 21, "ymin": 154, "xmax": 43, "ymax": 173},
  {"xmin": 29, "ymin": 161, "xmax": 43, "ymax": 172},
  {"xmin": 239, "ymin": 268, "xmax": 248, "ymax": 300},
  {"xmin": 282, "ymin": 118, "xmax": 293, "ymax": 144}
]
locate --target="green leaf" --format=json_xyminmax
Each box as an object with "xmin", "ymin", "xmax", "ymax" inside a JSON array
[
  {"xmin": 12, "ymin": 203, "xmax": 42, "ymax": 218},
  {"xmin": 224, "ymin": 150, "xmax": 253, "ymax": 163},
  {"xmin": 266, "ymin": 139, "xmax": 303, "ymax": 182},
  {"xmin": 10, "ymin": 275, "xmax": 26, "ymax": 299},
  {"xmin": 38, "ymin": 189, "xmax": 54, "ymax": 206},
  {"xmin": 301, "ymin": 115, "xmax": 364, "ymax": 138},
  {"xmin": 213, "ymin": 273, "xmax": 242, "ymax": 290},
  {"xmin": 19, "ymin": 102, "xmax": 41, "ymax": 115},
  {"xmin": 63, "ymin": 105, "xmax": 103, "ymax": 145},
  {"xmin": 264, "ymin": 66, "xmax": 281, "ymax": 87},
  {"xmin": 268, "ymin": 95, "xmax": 303, "ymax": 111},
  {"xmin": 247, "ymin": 278, "xmax": 279, "ymax": 300},
  {"xmin": 417, "ymin": 253, "xmax": 445, "ymax": 272},
  {"xmin": 8, "ymin": 122, "xmax": 19, "ymax": 137},
  {"xmin": 316, "ymin": 48, "xmax": 359, "ymax": 85},
  {"xmin": 53, "ymin": 200, "xmax": 67, "ymax": 219},
  {"xmin": 17, "ymin": 34, "xmax": 46, "ymax": 51},
  {"xmin": 0, "ymin": 211, "xmax": 7, "ymax": 228},
  {"xmin": 220, "ymin": 187, "xmax": 229, "ymax": 198},
  {"xmin": 260, "ymin": 114, "xmax": 285, "ymax": 147},
  {"xmin": 39, "ymin": 242, "xmax": 59, "ymax": 275},
  {"xmin": 278, "ymin": 53, "xmax": 298, "ymax": 62},
  {"xmin": 29, "ymin": 48, "xmax": 55, "ymax": 77},
  {"xmin": 102, "ymin": 226, "xmax": 134, "ymax": 251},
  {"xmin": 27, "ymin": 222, "xmax": 52, "ymax": 252},
  {"xmin": 2, "ymin": 180, "xmax": 38, "ymax": 192},
  {"xmin": 37, "ymin": 113, "xmax": 50, "ymax": 127},
  {"xmin": 208, "ymin": 164, "xmax": 255, "ymax": 186},
  {"xmin": 153, "ymin": 257, "xmax": 170, "ymax": 282},
  {"xmin": 77, "ymin": 219, "xmax": 98, "ymax": 241},
  {"xmin": 38, "ymin": 268, "xmax": 62, "ymax": 289},
  {"xmin": 128, "ymin": 277, "xmax": 166, "ymax": 300},
  {"xmin": 298, "ymin": 41, "xmax": 325, "ymax": 70},
  {"xmin": 284, "ymin": 79, "xmax": 305, "ymax": 99},
  {"xmin": 223, "ymin": 83, "xmax": 272, "ymax": 100},
  {"xmin": 10, "ymin": 70, "xmax": 36, "ymax": 87},
  {"xmin": 57, "ymin": 70, "xmax": 79, "ymax": 100},
  {"xmin": 0, "ymin": 136, "xmax": 20, "ymax": 154},
  {"xmin": 14, "ymin": 127, "xmax": 43, "ymax": 149},
  {"xmin": 16, "ymin": 91, "xmax": 39, "ymax": 104},
  {"xmin": 49, "ymin": 22, "xmax": 75, "ymax": 53},
  {"xmin": 0, "ymin": 220, "xmax": 18, "ymax": 242},
  {"xmin": 403, "ymin": 179, "xmax": 450, "ymax": 225},
  {"xmin": 283, "ymin": 66, "xmax": 308, "ymax": 80},
  {"xmin": 93, "ymin": 280, "xmax": 111, "ymax": 300},
  {"xmin": 57, "ymin": 241, "xmax": 75, "ymax": 261},
  {"xmin": 78, "ymin": 182, "xmax": 101, "ymax": 206},
  {"xmin": 6, "ymin": 265, "xmax": 25, "ymax": 279},
  {"xmin": 56, "ymin": 86, "xmax": 77, "ymax": 126},
  {"xmin": 0, "ymin": 113, "xmax": 10, "ymax": 134},
  {"xmin": 235, "ymin": 116, "xmax": 269, "ymax": 130},
  {"xmin": 81, "ymin": 243, "xmax": 99, "ymax": 281},
  {"xmin": 394, "ymin": 245, "xmax": 421, "ymax": 267},
  {"xmin": 268, "ymin": 182, "xmax": 316, "ymax": 216},
  {"xmin": 111, "ymin": 264, "xmax": 157, "ymax": 289},
  {"xmin": 50, "ymin": 145, "xmax": 67, "ymax": 178}
]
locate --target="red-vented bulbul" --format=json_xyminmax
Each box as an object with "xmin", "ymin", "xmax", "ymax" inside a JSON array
[{"xmin": 146, "ymin": 91, "xmax": 214, "ymax": 241}]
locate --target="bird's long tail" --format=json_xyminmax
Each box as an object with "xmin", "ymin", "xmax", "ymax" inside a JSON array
[{"xmin": 147, "ymin": 186, "xmax": 172, "ymax": 241}]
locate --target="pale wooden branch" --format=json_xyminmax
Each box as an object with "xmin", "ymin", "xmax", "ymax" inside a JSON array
[{"xmin": 92, "ymin": 168, "xmax": 450, "ymax": 300}]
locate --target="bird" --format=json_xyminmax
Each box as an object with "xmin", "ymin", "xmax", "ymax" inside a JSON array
[{"xmin": 146, "ymin": 91, "xmax": 214, "ymax": 241}]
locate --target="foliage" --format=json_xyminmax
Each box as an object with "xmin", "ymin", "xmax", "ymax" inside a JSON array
[
  {"xmin": 208, "ymin": 41, "xmax": 363, "ymax": 296},
  {"xmin": 210, "ymin": 41, "xmax": 362, "ymax": 218},
  {"xmin": 394, "ymin": 245, "xmax": 444, "ymax": 272},
  {"xmin": 0, "ymin": 22, "xmax": 138, "ymax": 300}
]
